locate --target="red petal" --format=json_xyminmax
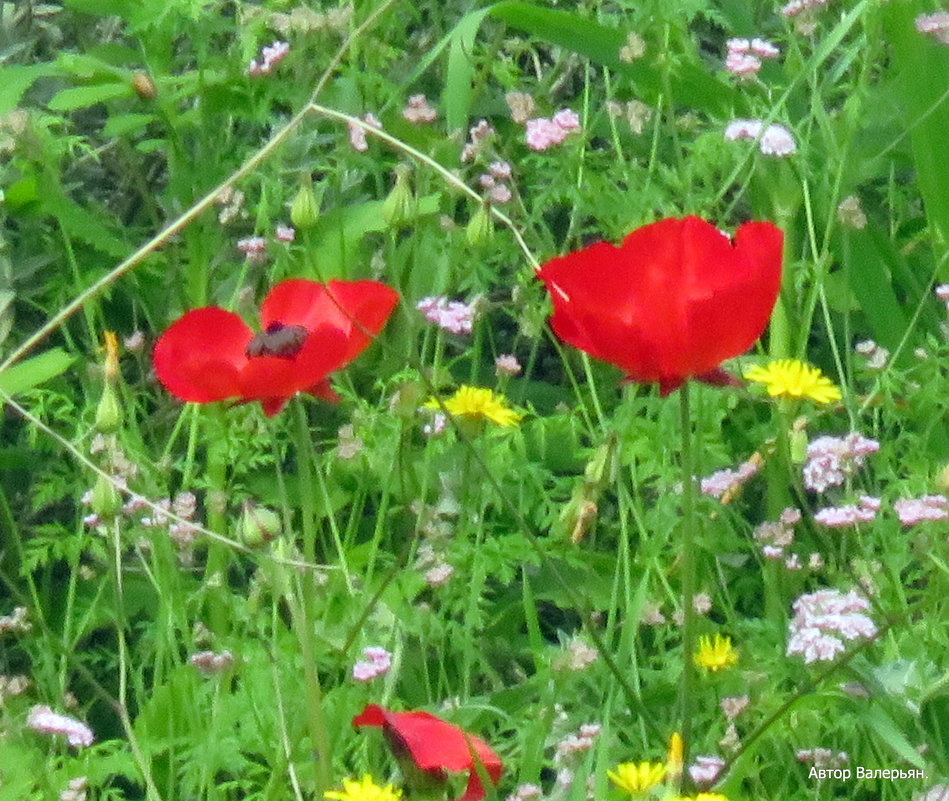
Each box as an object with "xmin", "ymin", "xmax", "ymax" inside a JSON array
[
  {"xmin": 261, "ymin": 279, "xmax": 398, "ymax": 361},
  {"xmin": 152, "ymin": 308, "xmax": 250, "ymax": 403},
  {"xmin": 352, "ymin": 705, "xmax": 501, "ymax": 801},
  {"xmin": 538, "ymin": 216, "xmax": 783, "ymax": 389}
]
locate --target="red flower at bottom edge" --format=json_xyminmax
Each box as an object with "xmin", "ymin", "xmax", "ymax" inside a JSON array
[
  {"xmin": 537, "ymin": 216, "xmax": 783, "ymax": 395},
  {"xmin": 353, "ymin": 704, "xmax": 502, "ymax": 801},
  {"xmin": 153, "ymin": 279, "xmax": 398, "ymax": 416}
]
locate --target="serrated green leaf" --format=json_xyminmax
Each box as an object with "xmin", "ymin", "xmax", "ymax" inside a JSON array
[
  {"xmin": 47, "ymin": 81, "xmax": 132, "ymax": 112},
  {"xmin": 0, "ymin": 348, "xmax": 75, "ymax": 397}
]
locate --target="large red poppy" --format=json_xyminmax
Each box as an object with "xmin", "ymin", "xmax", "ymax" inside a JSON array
[
  {"xmin": 353, "ymin": 704, "xmax": 502, "ymax": 801},
  {"xmin": 537, "ymin": 216, "xmax": 783, "ymax": 395},
  {"xmin": 153, "ymin": 279, "xmax": 398, "ymax": 416}
]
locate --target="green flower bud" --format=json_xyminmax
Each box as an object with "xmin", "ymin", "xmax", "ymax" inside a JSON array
[
  {"xmin": 290, "ymin": 175, "xmax": 321, "ymax": 230},
  {"xmin": 91, "ymin": 474, "xmax": 122, "ymax": 520},
  {"xmin": 95, "ymin": 383, "xmax": 122, "ymax": 434},
  {"xmin": 465, "ymin": 204, "xmax": 493, "ymax": 247},
  {"xmin": 238, "ymin": 502, "xmax": 282, "ymax": 547},
  {"xmin": 382, "ymin": 167, "xmax": 416, "ymax": 228}
]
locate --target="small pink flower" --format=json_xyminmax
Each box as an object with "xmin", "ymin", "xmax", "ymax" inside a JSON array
[
  {"xmin": 720, "ymin": 695, "xmax": 749, "ymax": 720},
  {"xmin": 814, "ymin": 497, "xmax": 879, "ymax": 528},
  {"xmin": 275, "ymin": 225, "xmax": 295, "ymax": 243},
  {"xmin": 689, "ymin": 755, "xmax": 725, "ymax": 786},
  {"xmin": 190, "ymin": 650, "xmax": 234, "ymax": 674},
  {"xmin": 348, "ymin": 113, "xmax": 381, "ymax": 153},
  {"xmin": 725, "ymin": 51, "xmax": 762, "ymax": 77},
  {"xmin": 916, "ymin": 12, "xmax": 949, "ymax": 45},
  {"xmin": 489, "ymin": 161, "xmax": 512, "ymax": 180},
  {"xmin": 248, "ymin": 41, "xmax": 290, "ymax": 76},
  {"xmin": 489, "ymin": 184, "xmax": 512, "ymax": 204},
  {"xmin": 893, "ymin": 495, "xmax": 949, "ymax": 526},
  {"xmin": 787, "ymin": 588, "xmax": 876, "ymax": 664},
  {"xmin": 352, "ymin": 645, "xmax": 392, "ymax": 681},
  {"xmin": 494, "ymin": 354, "xmax": 522, "ymax": 377},
  {"xmin": 402, "ymin": 94, "xmax": 437, "ymax": 124},
  {"xmin": 552, "ymin": 108, "xmax": 580, "ymax": 131},
  {"xmin": 425, "ymin": 562, "xmax": 454, "ymax": 586},
  {"xmin": 416, "ymin": 296, "xmax": 476, "ymax": 335},
  {"xmin": 236, "ymin": 236, "xmax": 267, "ymax": 263},
  {"xmin": 27, "ymin": 705, "xmax": 94, "ymax": 748},
  {"xmin": 525, "ymin": 118, "xmax": 568, "ymax": 151}
]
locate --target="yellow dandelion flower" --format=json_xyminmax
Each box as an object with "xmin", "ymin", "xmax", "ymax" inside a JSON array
[
  {"xmin": 607, "ymin": 761, "xmax": 667, "ymax": 795},
  {"xmin": 325, "ymin": 775, "xmax": 402, "ymax": 801},
  {"xmin": 743, "ymin": 359, "xmax": 841, "ymax": 404},
  {"xmin": 425, "ymin": 385, "xmax": 523, "ymax": 427},
  {"xmin": 694, "ymin": 633, "xmax": 738, "ymax": 672}
]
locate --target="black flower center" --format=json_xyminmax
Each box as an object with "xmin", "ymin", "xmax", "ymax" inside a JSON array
[{"xmin": 245, "ymin": 322, "xmax": 309, "ymax": 359}]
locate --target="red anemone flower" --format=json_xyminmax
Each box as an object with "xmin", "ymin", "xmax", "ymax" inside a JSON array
[
  {"xmin": 153, "ymin": 279, "xmax": 398, "ymax": 416},
  {"xmin": 537, "ymin": 216, "xmax": 783, "ymax": 395},
  {"xmin": 353, "ymin": 704, "xmax": 502, "ymax": 801}
]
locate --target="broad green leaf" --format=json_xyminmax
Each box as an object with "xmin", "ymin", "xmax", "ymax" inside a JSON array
[
  {"xmin": 863, "ymin": 706, "xmax": 927, "ymax": 769},
  {"xmin": 0, "ymin": 63, "xmax": 59, "ymax": 114},
  {"xmin": 0, "ymin": 348, "xmax": 75, "ymax": 397},
  {"xmin": 47, "ymin": 81, "xmax": 133, "ymax": 112},
  {"xmin": 883, "ymin": 1, "xmax": 949, "ymax": 277},
  {"xmin": 445, "ymin": 8, "xmax": 493, "ymax": 132}
]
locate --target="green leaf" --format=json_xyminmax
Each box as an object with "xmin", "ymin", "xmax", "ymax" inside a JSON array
[
  {"xmin": 487, "ymin": 1, "xmax": 737, "ymax": 115},
  {"xmin": 0, "ymin": 348, "xmax": 75, "ymax": 397},
  {"xmin": 47, "ymin": 81, "xmax": 133, "ymax": 112},
  {"xmin": 444, "ymin": 8, "xmax": 493, "ymax": 132},
  {"xmin": 0, "ymin": 63, "xmax": 59, "ymax": 114},
  {"xmin": 102, "ymin": 112, "xmax": 155, "ymax": 137},
  {"xmin": 863, "ymin": 705, "xmax": 927, "ymax": 769},
  {"xmin": 883, "ymin": 1, "xmax": 949, "ymax": 277}
]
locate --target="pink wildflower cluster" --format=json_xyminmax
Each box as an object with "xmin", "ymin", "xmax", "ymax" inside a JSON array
[
  {"xmin": 689, "ymin": 755, "xmax": 725, "ymax": 786},
  {"xmin": 854, "ymin": 339, "xmax": 888, "ymax": 370},
  {"xmin": 893, "ymin": 495, "xmax": 949, "ymax": 527},
  {"xmin": 27, "ymin": 705, "xmax": 94, "ymax": 748},
  {"xmin": 416, "ymin": 296, "xmax": 477, "ymax": 335},
  {"xmin": 133, "ymin": 491, "xmax": 200, "ymax": 549},
  {"xmin": 478, "ymin": 161, "xmax": 514, "ymax": 205},
  {"xmin": 347, "ymin": 112, "xmax": 381, "ymax": 153},
  {"xmin": 724, "ymin": 119, "xmax": 796, "ymax": 156},
  {"xmin": 190, "ymin": 649, "xmax": 234, "ymax": 674},
  {"xmin": 753, "ymin": 507, "xmax": 800, "ymax": 560},
  {"xmin": 237, "ymin": 236, "xmax": 267, "ymax": 263},
  {"xmin": 814, "ymin": 495, "xmax": 880, "ymax": 528},
  {"xmin": 916, "ymin": 12, "xmax": 949, "ymax": 45},
  {"xmin": 402, "ymin": 94, "xmax": 437, "ymax": 124},
  {"xmin": 275, "ymin": 224, "xmax": 295, "ymax": 243},
  {"xmin": 795, "ymin": 748, "xmax": 849, "ymax": 769},
  {"xmin": 786, "ymin": 588, "xmax": 877, "ymax": 664},
  {"xmin": 461, "ymin": 119, "xmax": 495, "ymax": 162},
  {"xmin": 725, "ymin": 37, "xmax": 780, "ymax": 78},
  {"xmin": 802, "ymin": 433, "xmax": 879, "ymax": 492},
  {"xmin": 720, "ymin": 695, "xmax": 749, "ymax": 721},
  {"xmin": 554, "ymin": 723, "xmax": 601, "ymax": 765},
  {"xmin": 555, "ymin": 637, "xmax": 599, "ymax": 671},
  {"xmin": 248, "ymin": 41, "xmax": 290, "ymax": 76},
  {"xmin": 525, "ymin": 109, "xmax": 581, "ymax": 152},
  {"xmin": 781, "ymin": 0, "xmax": 834, "ymax": 18},
  {"xmin": 495, "ymin": 353, "xmax": 522, "ymax": 377},
  {"xmin": 701, "ymin": 458, "xmax": 760, "ymax": 499},
  {"xmin": 352, "ymin": 645, "xmax": 392, "ymax": 681},
  {"xmin": 415, "ymin": 543, "xmax": 454, "ymax": 586}
]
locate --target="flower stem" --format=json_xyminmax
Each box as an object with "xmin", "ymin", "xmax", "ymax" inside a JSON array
[{"xmin": 677, "ymin": 382, "xmax": 697, "ymax": 778}]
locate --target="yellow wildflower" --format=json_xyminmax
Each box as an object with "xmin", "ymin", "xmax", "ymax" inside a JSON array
[
  {"xmin": 694, "ymin": 633, "xmax": 738, "ymax": 672},
  {"xmin": 607, "ymin": 761, "xmax": 667, "ymax": 794},
  {"xmin": 425, "ymin": 385, "xmax": 523, "ymax": 427},
  {"xmin": 665, "ymin": 731, "xmax": 683, "ymax": 780},
  {"xmin": 743, "ymin": 359, "xmax": 841, "ymax": 404},
  {"xmin": 325, "ymin": 775, "xmax": 402, "ymax": 801}
]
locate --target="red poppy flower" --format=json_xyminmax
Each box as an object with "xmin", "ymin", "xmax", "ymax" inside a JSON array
[
  {"xmin": 537, "ymin": 216, "xmax": 783, "ymax": 395},
  {"xmin": 353, "ymin": 704, "xmax": 502, "ymax": 801},
  {"xmin": 153, "ymin": 279, "xmax": 398, "ymax": 416}
]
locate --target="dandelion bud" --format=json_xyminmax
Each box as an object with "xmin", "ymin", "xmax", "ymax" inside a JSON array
[
  {"xmin": 131, "ymin": 71, "xmax": 156, "ymax": 100},
  {"xmin": 290, "ymin": 176, "xmax": 320, "ymax": 230},
  {"xmin": 465, "ymin": 204, "xmax": 493, "ymax": 246},
  {"xmin": 238, "ymin": 502, "xmax": 282, "ymax": 547},
  {"xmin": 382, "ymin": 167, "xmax": 416, "ymax": 228},
  {"xmin": 91, "ymin": 474, "xmax": 122, "ymax": 521}
]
